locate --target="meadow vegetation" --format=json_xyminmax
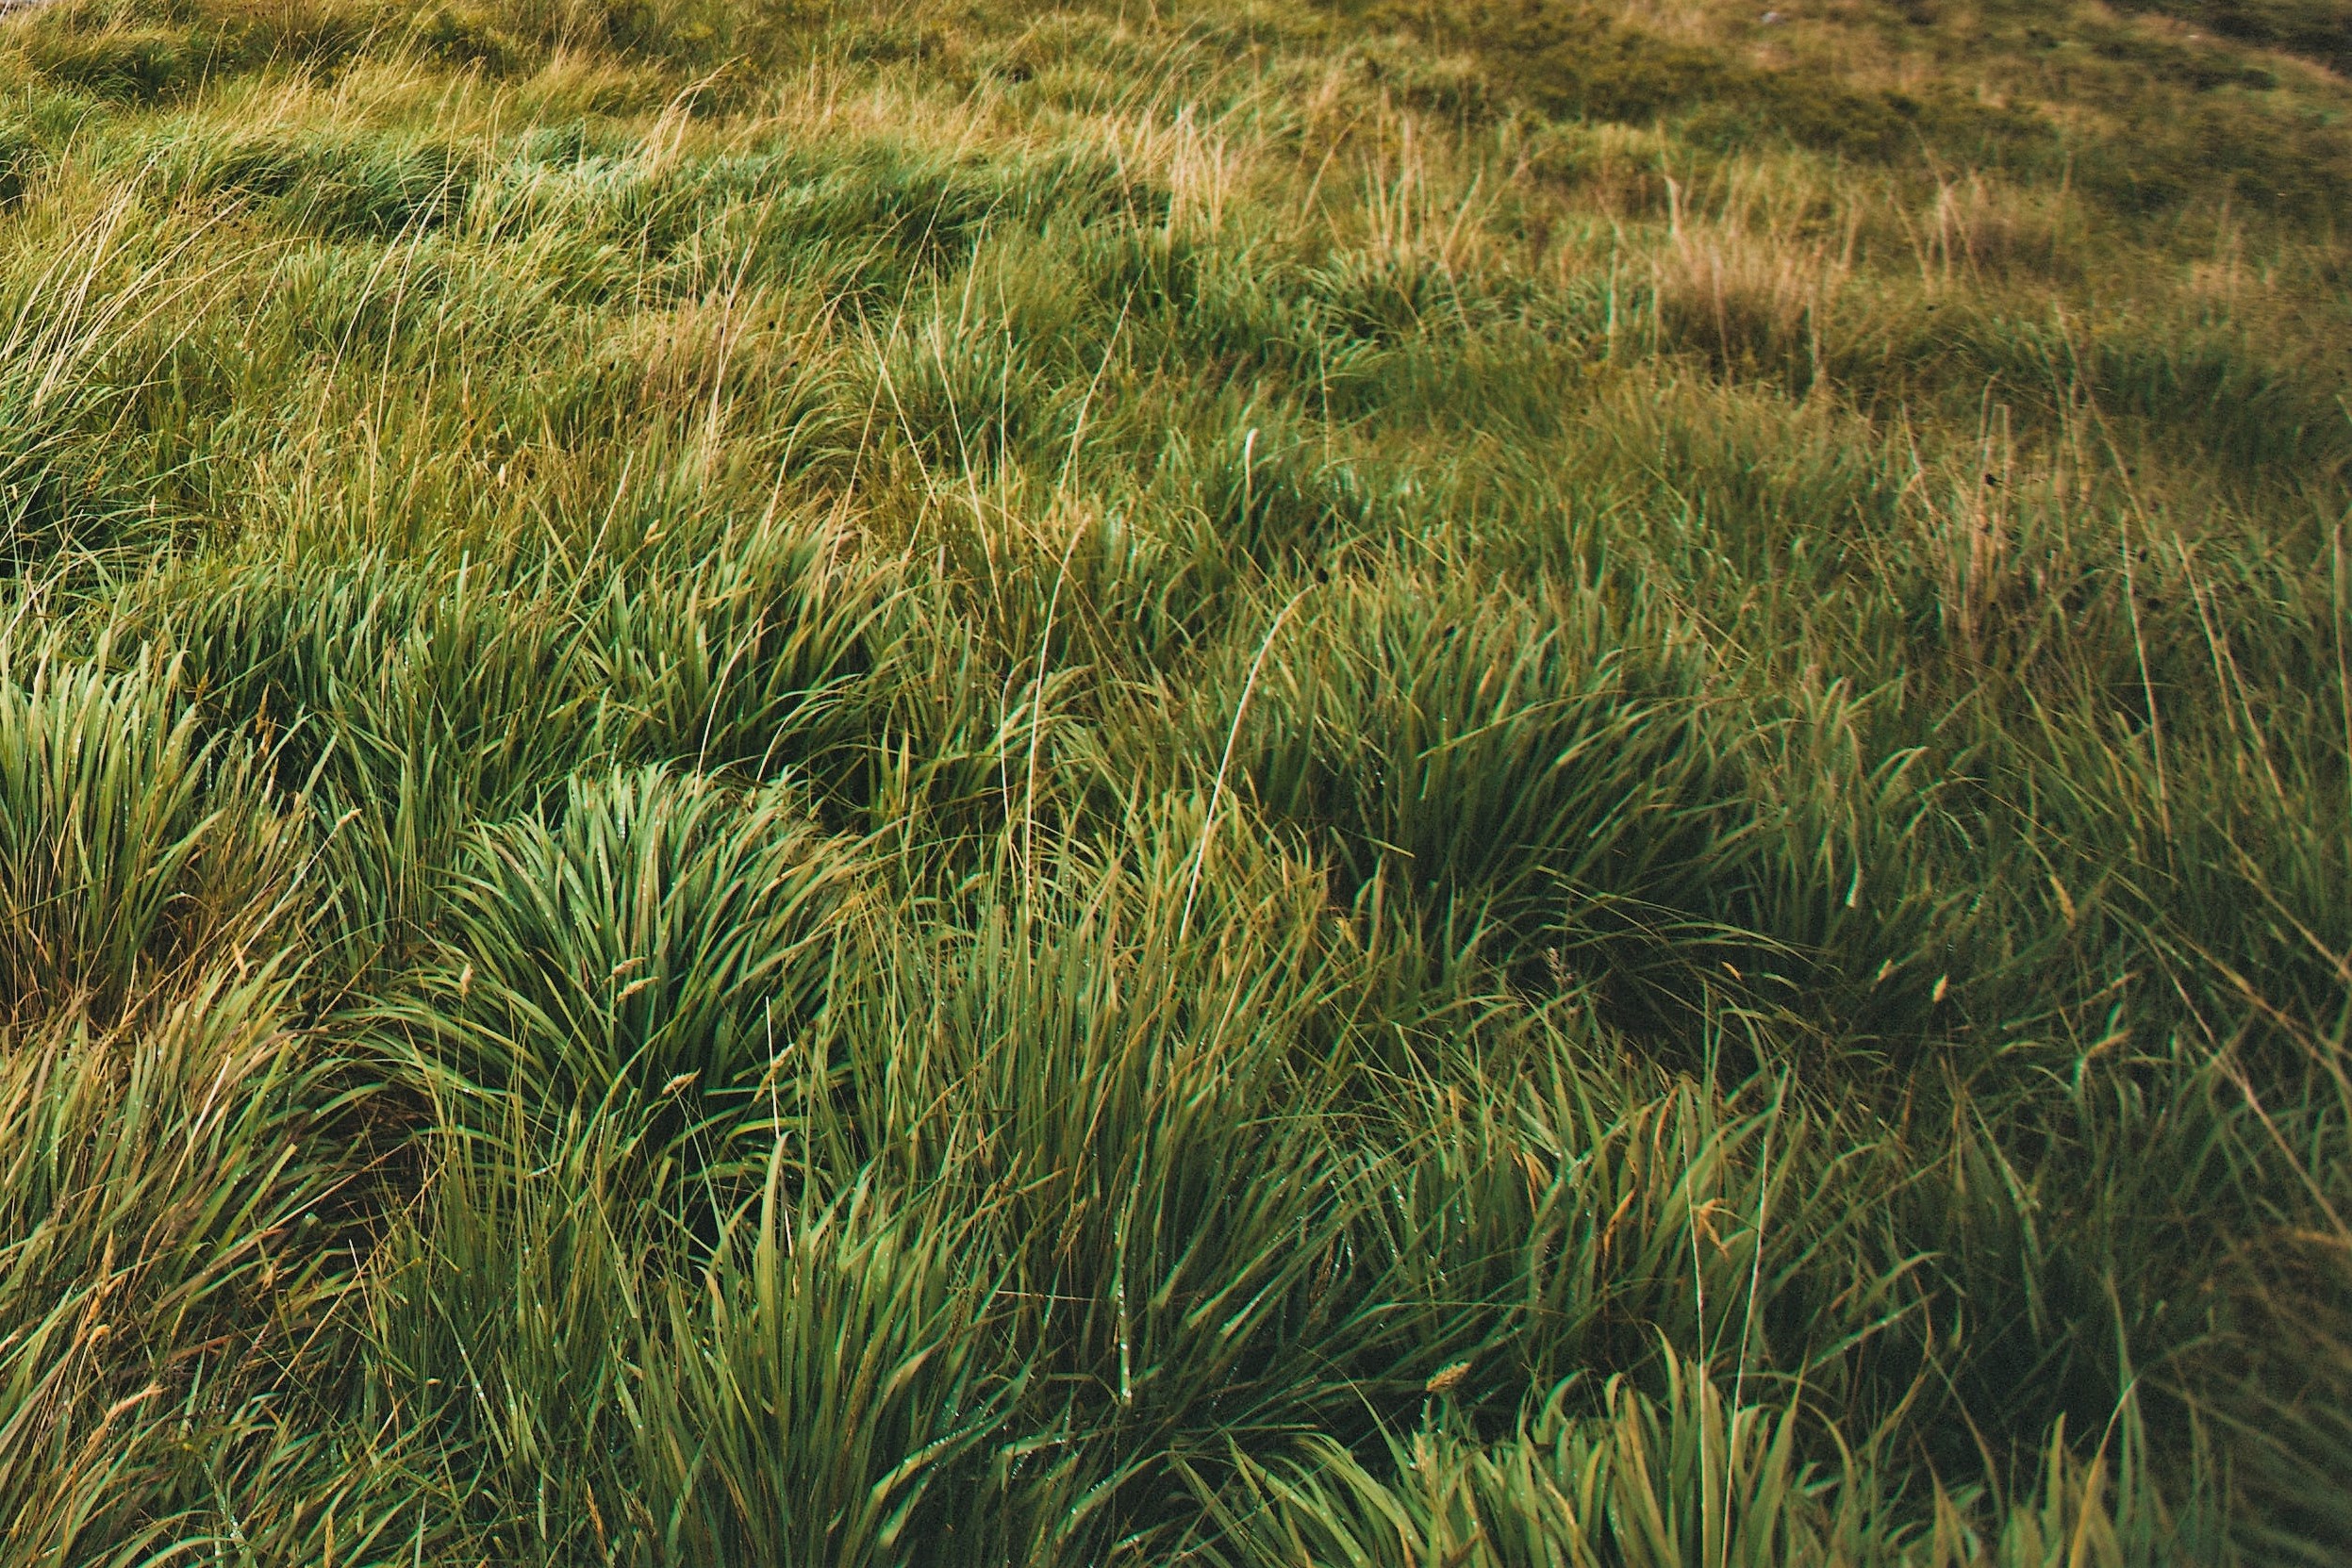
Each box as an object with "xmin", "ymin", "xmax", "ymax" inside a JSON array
[{"xmin": 0, "ymin": 0, "xmax": 2344, "ymax": 1560}]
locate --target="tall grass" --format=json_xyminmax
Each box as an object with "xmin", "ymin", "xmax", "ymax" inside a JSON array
[{"xmin": 0, "ymin": 0, "xmax": 2341, "ymax": 1560}]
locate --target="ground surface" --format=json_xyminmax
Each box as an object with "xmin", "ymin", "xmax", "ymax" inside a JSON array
[{"xmin": 0, "ymin": 0, "xmax": 2345, "ymax": 1562}]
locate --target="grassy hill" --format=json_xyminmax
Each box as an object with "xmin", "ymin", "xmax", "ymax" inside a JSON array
[{"xmin": 0, "ymin": 0, "xmax": 2344, "ymax": 1560}]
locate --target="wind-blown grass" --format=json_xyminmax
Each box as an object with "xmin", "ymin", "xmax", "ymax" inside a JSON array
[{"xmin": 0, "ymin": 0, "xmax": 2343, "ymax": 1560}]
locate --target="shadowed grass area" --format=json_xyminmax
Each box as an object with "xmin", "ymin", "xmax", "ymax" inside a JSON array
[{"xmin": 0, "ymin": 0, "xmax": 2342, "ymax": 1560}]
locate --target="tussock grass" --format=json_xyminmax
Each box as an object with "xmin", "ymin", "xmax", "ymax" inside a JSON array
[{"xmin": 0, "ymin": 0, "xmax": 2342, "ymax": 1559}]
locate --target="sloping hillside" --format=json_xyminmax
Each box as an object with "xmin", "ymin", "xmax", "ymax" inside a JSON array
[{"xmin": 0, "ymin": 0, "xmax": 2344, "ymax": 1560}]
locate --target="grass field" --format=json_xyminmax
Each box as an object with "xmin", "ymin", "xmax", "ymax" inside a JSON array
[{"xmin": 0, "ymin": 0, "xmax": 2344, "ymax": 1560}]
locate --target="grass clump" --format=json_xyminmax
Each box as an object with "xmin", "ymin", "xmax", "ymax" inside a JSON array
[{"xmin": 0, "ymin": 0, "xmax": 2342, "ymax": 1560}]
